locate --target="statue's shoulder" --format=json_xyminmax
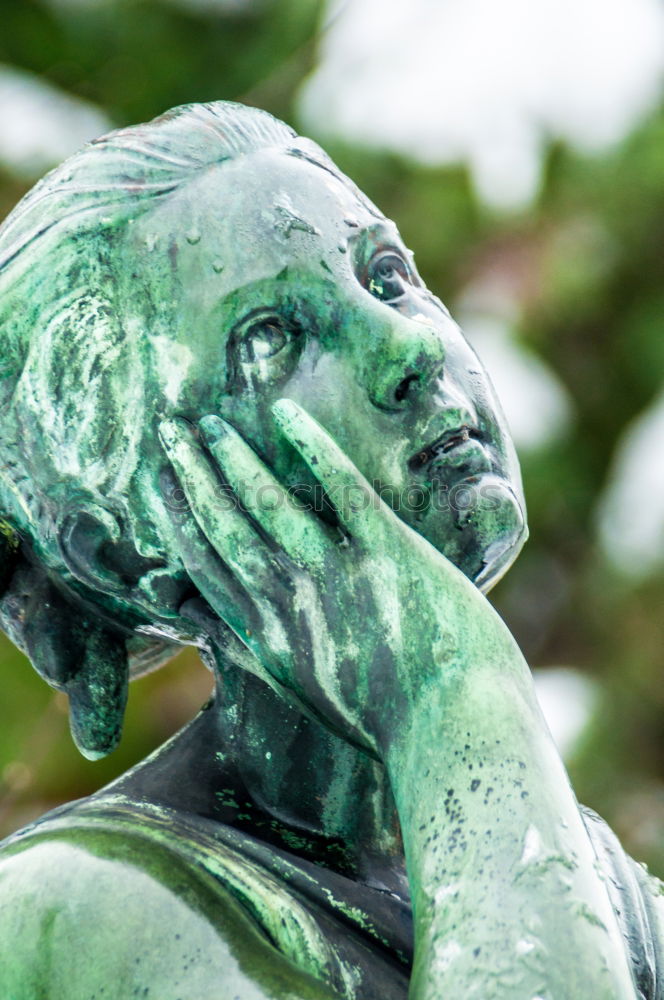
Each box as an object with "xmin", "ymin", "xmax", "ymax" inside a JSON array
[
  {"xmin": 0, "ymin": 797, "xmax": 340, "ymax": 1000},
  {"xmin": 0, "ymin": 827, "xmax": 247, "ymax": 998}
]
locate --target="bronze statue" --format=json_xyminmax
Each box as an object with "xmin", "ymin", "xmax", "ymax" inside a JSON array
[{"xmin": 0, "ymin": 101, "xmax": 661, "ymax": 998}]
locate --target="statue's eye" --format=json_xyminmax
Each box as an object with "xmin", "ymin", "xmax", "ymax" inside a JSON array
[
  {"xmin": 227, "ymin": 310, "xmax": 304, "ymax": 389},
  {"xmin": 240, "ymin": 315, "xmax": 300, "ymax": 362},
  {"xmin": 367, "ymin": 251, "xmax": 412, "ymax": 303}
]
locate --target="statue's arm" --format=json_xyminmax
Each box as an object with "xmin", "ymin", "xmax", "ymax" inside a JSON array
[
  {"xmin": 383, "ymin": 634, "xmax": 639, "ymax": 999},
  {"xmin": 159, "ymin": 403, "xmax": 642, "ymax": 999},
  {"xmin": 0, "ymin": 837, "xmax": 340, "ymax": 1000}
]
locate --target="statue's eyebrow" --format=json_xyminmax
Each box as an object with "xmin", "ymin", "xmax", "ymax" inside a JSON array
[
  {"xmin": 351, "ymin": 219, "xmax": 404, "ymax": 249},
  {"xmin": 286, "ymin": 145, "xmax": 384, "ymax": 222}
]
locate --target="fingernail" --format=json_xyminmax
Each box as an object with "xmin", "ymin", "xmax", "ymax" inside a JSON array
[
  {"xmin": 272, "ymin": 398, "xmax": 299, "ymax": 425},
  {"xmin": 158, "ymin": 417, "xmax": 197, "ymax": 451},
  {"xmin": 199, "ymin": 414, "xmax": 229, "ymax": 447},
  {"xmin": 158, "ymin": 418, "xmax": 179, "ymax": 447}
]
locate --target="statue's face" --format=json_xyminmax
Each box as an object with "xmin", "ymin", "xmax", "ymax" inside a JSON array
[{"xmin": 134, "ymin": 147, "xmax": 526, "ymax": 590}]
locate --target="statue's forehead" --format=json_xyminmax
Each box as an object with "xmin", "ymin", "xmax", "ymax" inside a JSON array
[
  {"xmin": 132, "ymin": 148, "xmax": 400, "ymax": 300},
  {"xmin": 199, "ymin": 148, "xmax": 385, "ymax": 238}
]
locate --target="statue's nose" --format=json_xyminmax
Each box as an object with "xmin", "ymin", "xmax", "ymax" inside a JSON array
[{"xmin": 366, "ymin": 314, "xmax": 449, "ymax": 412}]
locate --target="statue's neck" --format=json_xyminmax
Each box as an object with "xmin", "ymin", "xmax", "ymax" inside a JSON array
[{"xmin": 111, "ymin": 654, "xmax": 406, "ymax": 892}]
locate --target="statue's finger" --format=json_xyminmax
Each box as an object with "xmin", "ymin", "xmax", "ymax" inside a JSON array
[
  {"xmin": 271, "ymin": 399, "xmax": 386, "ymax": 542},
  {"xmin": 198, "ymin": 414, "xmax": 329, "ymax": 568},
  {"xmin": 167, "ymin": 498, "xmax": 294, "ymax": 688},
  {"xmin": 158, "ymin": 418, "xmax": 280, "ymax": 593},
  {"xmin": 179, "ymin": 595, "xmax": 259, "ymax": 672},
  {"xmin": 177, "ymin": 595, "xmax": 292, "ymax": 703},
  {"xmin": 159, "ymin": 465, "xmax": 263, "ymax": 640}
]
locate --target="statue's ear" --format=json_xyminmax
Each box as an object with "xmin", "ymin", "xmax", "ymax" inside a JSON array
[
  {"xmin": 58, "ymin": 501, "xmax": 187, "ymax": 619},
  {"xmin": 59, "ymin": 503, "xmax": 141, "ymax": 597}
]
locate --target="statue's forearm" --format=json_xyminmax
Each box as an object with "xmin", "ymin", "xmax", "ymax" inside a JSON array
[{"xmin": 384, "ymin": 658, "xmax": 637, "ymax": 999}]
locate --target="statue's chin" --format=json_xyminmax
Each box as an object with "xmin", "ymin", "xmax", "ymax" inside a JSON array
[{"xmin": 412, "ymin": 474, "xmax": 528, "ymax": 593}]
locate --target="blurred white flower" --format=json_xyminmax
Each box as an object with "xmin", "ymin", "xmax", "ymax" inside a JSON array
[
  {"xmin": 300, "ymin": 0, "xmax": 664, "ymax": 208},
  {"xmin": 597, "ymin": 391, "xmax": 664, "ymax": 579},
  {"xmin": 533, "ymin": 667, "xmax": 597, "ymax": 759}
]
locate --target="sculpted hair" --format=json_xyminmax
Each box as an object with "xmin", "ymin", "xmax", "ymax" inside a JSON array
[
  {"xmin": 0, "ymin": 101, "xmax": 318, "ymax": 755},
  {"xmin": 0, "ymin": 102, "xmax": 297, "ymax": 556}
]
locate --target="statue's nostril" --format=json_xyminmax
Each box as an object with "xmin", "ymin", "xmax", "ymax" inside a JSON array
[{"xmin": 394, "ymin": 372, "xmax": 420, "ymax": 404}]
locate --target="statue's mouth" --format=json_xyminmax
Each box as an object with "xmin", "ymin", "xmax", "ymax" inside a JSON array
[{"xmin": 408, "ymin": 425, "xmax": 485, "ymax": 474}]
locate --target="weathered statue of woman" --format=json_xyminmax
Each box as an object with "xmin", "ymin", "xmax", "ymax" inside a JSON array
[{"xmin": 0, "ymin": 101, "xmax": 661, "ymax": 998}]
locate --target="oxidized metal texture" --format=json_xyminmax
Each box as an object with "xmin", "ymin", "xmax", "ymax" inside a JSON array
[{"xmin": 0, "ymin": 102, "xmax": 661, "ymax": 999}]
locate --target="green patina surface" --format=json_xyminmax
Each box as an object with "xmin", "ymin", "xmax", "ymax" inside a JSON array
[{"xmin": 0, "ymin": 101, "xmax": 660, "ymax": 998}]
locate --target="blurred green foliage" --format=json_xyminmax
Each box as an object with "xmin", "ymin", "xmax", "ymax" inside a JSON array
[{"xmin": 1, "ymin": 0, "xmax": 663, "ymax": 877}]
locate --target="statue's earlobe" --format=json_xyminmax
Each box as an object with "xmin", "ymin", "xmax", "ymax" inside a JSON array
[
  {"xmin": 0, "ymin": 548, "xmax": 129, "ymax": 760},
  {"xmin": 0, "ymin": 502, "xmax": 180, "ymax": 759},
  {"xmin": 25, "ymin": 581, "xmax": 129, "ymax": 760},
  {"xmin": 65, "ymin": 622, "xmax": 129, "ymax": 760}
]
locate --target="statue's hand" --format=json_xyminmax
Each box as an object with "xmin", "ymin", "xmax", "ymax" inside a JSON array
[
  {"xmin": 158, "ymin": 403, "xmax": 642, "ymax": 1000},
  {"xmin": 159, "ymin": 400, "xmax": 512, "ymax": 756}
]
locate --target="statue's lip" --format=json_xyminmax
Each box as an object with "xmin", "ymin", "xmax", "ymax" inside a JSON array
[{"xmin": 408, "ymin": 425, "xmax": 484, "ymax": 472}]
